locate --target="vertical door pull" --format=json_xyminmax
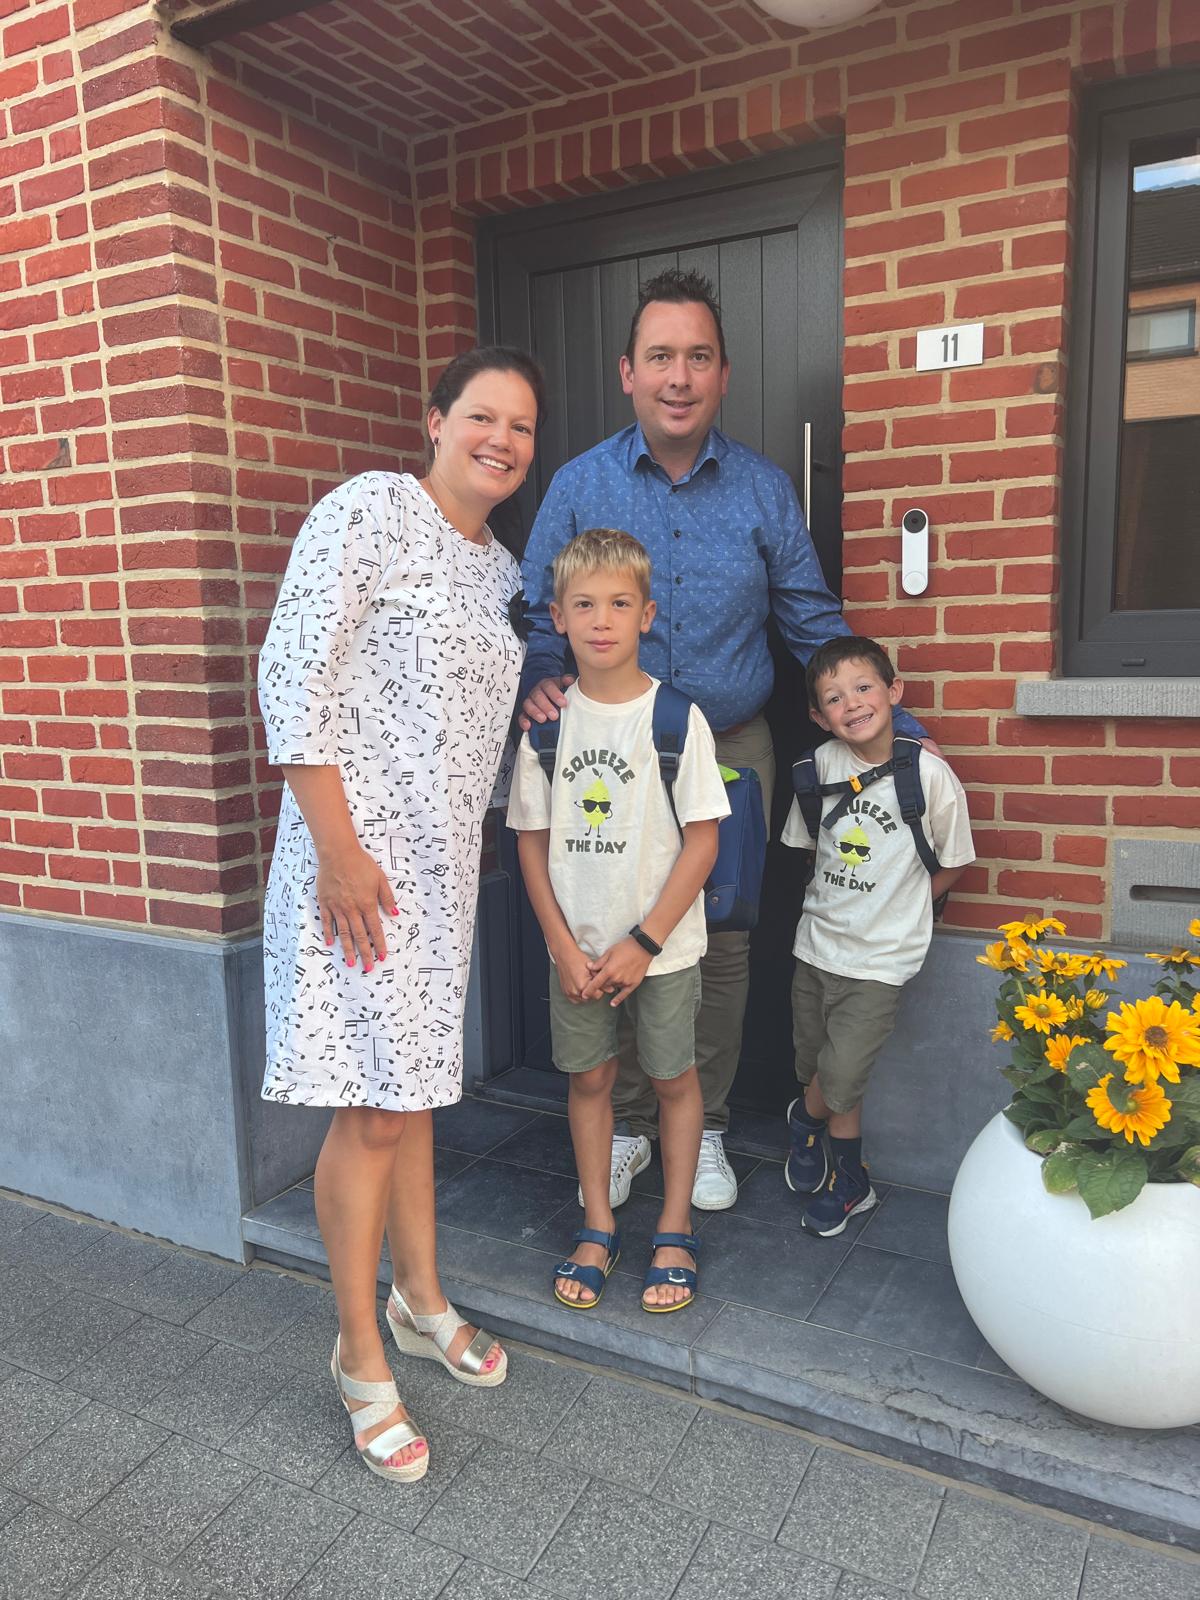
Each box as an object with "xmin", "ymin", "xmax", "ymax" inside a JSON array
[{"xmin": 802, "ymin": 421, "xmax": 812, "ymax": 528}]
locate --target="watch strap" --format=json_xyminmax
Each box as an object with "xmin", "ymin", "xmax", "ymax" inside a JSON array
[{"xmin": 629, "ymin": 925, "xmax": 663, "ymax": 957}]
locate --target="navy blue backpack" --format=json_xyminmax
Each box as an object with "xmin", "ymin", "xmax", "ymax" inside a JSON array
[
  {"xmin": 529, "ymin": 683, "xmax": 766, "ymax": 933},
  {"xmin": 791, "ymin": 734, "xmax": 949, "ymax": 918}
]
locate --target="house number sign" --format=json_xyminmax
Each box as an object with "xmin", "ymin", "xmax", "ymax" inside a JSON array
[{"xmin": 914, "ymin": 321, "xmax": 985, "ymax": 371}]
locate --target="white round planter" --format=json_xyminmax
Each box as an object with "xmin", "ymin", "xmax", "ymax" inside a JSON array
[{"xmin": 948, "ymin": 1112, "xmax": 1200, "ymax": 1429}]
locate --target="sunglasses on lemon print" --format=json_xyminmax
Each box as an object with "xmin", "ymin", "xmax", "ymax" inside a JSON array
[{"xmin": 581, "ymin": 798, "xmax": 611, "ymax": 816}]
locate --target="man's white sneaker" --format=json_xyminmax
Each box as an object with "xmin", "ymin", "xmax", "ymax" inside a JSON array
[
  {"xmin": 691, "ymin": 1131, "xmax": 737, "ymax": 1210},
  {"xmin": 577, "ymin": 1133, "xmax": 651, "ymax": 1209}
]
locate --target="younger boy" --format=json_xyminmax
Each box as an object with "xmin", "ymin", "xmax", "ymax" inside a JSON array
[
  {"xmin": 782, "ymin": 637, "xmax": 975, "ymax": 1237},
  {"xmin": 507, "ymin": 529, "xmax": 729, "ymax": 1312}
]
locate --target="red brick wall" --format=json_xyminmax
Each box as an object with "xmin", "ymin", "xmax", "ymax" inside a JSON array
[
  {"xmin": 2, "ymin": 0, "xmax": 1198, "ymax": 943},
  {"xmin": 0, "ymin": 0, "xmax": 421, "ymax": 934}
]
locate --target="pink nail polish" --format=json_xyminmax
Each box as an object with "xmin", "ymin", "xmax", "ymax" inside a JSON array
[{"xmin": 345, "ymin": 957, "xmax": 354, "ymax": 967}]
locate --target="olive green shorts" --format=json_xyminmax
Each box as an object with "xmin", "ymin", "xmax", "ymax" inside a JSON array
[
  {"xmin": 549, "ymin": 963, "xmax": 702, "ymax": 1080},
  {"xmin": 791, "ymin": 958, "xmax": 903, "ymax": 1114}
]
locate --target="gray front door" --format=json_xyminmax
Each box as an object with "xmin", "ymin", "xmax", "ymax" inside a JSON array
[{"xmin": 479, "ymin": 145, "xmax": 844, "ymax": 1112}]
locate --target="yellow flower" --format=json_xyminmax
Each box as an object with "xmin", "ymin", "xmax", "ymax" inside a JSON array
[
  {"xmin": 1064, "ymin": 996, "xmax": 1086, "ymax": 1021},
  {"xmin": 991, "ymin": 1021, "xmax": 1014, "ymax": 1044},
  {"xmin": 999, "ymin": 916, "xmax": 1066, "ymax": 944},
  {"xmin": 1188, "ymin": 918, "xmax": 1200, "ymax": 939},
  {"xmin": 1080, "ymin": 952, "xmax": 1127, "ymax": 981},
  {"xmin": 1104, "ymin": 996, "xmax": 1200, "ymax": 1085},
  {"xmin": 1145, "ymin": 947, "xmax": 1200, "ymax": 969},
  {"xmin": 1045, "ymin": 1033, "xmax": 1089, "ymax": 1072},
  {"xmin": 1030, "ymin": 949, "xmax": 1089, "ymax": 981},
  {"xmin": 1084, "ymin": 989, "xmax": 1109, "ymax": 1010},
  {"xmin": 1085, "ymin": 1073, "xmax": 1171, "ymax": 1147},
  {"xmin": 977, "ymin": 941, "xmax": 1028, "ymax": 973},
  {"xmin": 1013, "ymin": 990, "xmax": 1069, "ymax": 1035}
]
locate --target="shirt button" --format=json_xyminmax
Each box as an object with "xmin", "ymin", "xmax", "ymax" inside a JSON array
[
  {"xmin": 673, "ymin": 529, "xmax": 682, "ymax": 539},
  {"xmin": 673, "ymin": 669, "xmax": 681, "ymax": 678},
  {"xmin": 675, "ymin": 575, "xmax": 683, "ymax": 585},
  {"xmin": 674, "ymin": 623, "xmax": 682, "ymax": 632}
]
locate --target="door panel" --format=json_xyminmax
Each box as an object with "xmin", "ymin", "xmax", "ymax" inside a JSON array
[{"xmin": 479, "ymin": 147, "xmax": 844, "ymax": 1111}]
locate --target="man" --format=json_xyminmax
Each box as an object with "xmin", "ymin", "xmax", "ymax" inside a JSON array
[{"xmin": 520, "ymin": 269, "xmax": 929, "ymax": 1211}]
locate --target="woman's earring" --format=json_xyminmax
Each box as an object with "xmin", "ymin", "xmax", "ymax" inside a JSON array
[{"xmin": 432, "ymin": 436, "xmax": 440, "ymax": 458}]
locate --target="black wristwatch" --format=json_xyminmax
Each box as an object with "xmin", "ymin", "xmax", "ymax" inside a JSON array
[{"xmin": 629, "ymin": 925, "xmax": 663, "ymax": 957}]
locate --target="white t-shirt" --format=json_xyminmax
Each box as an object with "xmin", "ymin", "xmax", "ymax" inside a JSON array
[
  {"xmin": 782, "ymin": 739, "xmax": 975, "ymax": 986},
  {"xmin": 506, "ymin": 677, "xmax": 731, "ymax": 975}
]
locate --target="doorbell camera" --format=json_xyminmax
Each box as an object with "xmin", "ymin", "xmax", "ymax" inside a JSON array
[{"xmin": 900, "ymin": 507, "xmax": 929, "ymax": 596}]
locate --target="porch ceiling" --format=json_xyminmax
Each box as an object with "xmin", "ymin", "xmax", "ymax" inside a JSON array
[{"xmin": 169, "ymin": 0, "xmax": 808, "ymax": 140}]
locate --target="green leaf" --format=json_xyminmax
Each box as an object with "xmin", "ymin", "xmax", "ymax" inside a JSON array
[
  {"xmin": 1003, "ymin": 1099, "xmax": 1040, "ymax": 1132},
  {"xmin": 1025, "ymin": 1128, "xmax": 1065, "ymax": 1154},
  {"xmin": 1042, "ymin": 1152, "xmax": 1081, "ymax": 1194},
  {"xmin": 1020, "ymin": 1080, "xmax": 1063, "ymax": 1108},
  {"xmin": 1065, "ymin": 1042, "xmax": 1110, "ymax": 1094},
  {"xmin": 1061, "ymin": 1111, "xmax": 1105, "ymax": 1141},
  {"xmin": 1167, "ymin": 1075, "xmax": 1200, "ymax": 1115},
  {"xmin": 1074, "ymin": 1148, "xmax": 1148, "ymax": 1219},
  {"xmin": 1171, "ymin": 1144, "xmax": 1200, "ymax": 1185}
]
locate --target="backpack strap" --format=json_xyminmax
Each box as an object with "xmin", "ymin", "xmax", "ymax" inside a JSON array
[
  {"xmin": 790, "ymin": 753, "xmax": 826, "ymax": 852},
  {"xmin": 651, "ymin": 682, "xmax": 692, "ymax": 835},
  {"xmin": 793, "ymin": 738, "xmax": 942, "ymax": 881},
  {"xmin": 527, "ymin": 717, "xmax": 560, "ymax": 783},
  {"xmin": 891, "ymin": 736, "xmax": 941, "ymax": 877}
]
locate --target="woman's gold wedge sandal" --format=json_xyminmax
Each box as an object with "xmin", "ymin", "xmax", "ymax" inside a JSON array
[
  {"xmin": 330, "ymin": 1336, "xmax": 429, "ymax": 1482},
  {"xmin": 386, "ymin": 1285, "xmax": 508, "ymax": 1387}
]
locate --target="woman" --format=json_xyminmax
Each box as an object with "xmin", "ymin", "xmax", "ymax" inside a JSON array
[{"xmin": 258, "ymin": 347, "xmax": 543, "ymax": 1482}]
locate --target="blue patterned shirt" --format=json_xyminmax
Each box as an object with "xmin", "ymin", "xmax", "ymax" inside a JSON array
[{"xmin": 521, "ymin": 423, "xmax": 925, "ymax": 737}]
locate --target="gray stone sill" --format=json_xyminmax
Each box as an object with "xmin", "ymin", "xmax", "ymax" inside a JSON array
[{"xmin": 1016, "ymin": 678, "xmax": 1200, "ymax": 718}]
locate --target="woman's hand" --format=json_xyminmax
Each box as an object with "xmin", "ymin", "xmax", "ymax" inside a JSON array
[
  {"xmin": 317, "ymin": 845, "xmax": 397, "ymax": 972},
  {"xmin": 582, "ymin": 937, "xmax": 653, "ymax": 1007}
]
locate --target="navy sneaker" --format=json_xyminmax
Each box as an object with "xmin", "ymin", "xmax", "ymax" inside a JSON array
[
  {"xmin": 801, "ymin": 1159, "xmax": 877, "ymax": 1238},
  {"xmin": 785, "ymin": 1097, "xmax": 829, "ymax": 1195}
]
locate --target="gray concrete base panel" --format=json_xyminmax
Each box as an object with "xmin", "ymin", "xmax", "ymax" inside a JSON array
[{"xmin": 0, "ymin": 914, "xmax": 327, "ymax": 1261}]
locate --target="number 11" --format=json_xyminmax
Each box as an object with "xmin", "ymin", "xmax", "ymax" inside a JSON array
[{"xmin": 941, "ymin": 331, "xmax": 960, "ymax": 363}]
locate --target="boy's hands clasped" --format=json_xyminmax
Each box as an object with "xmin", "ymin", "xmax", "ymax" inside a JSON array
[
  {"xmin": 552, "ymin": 935, "xmax": 652, "ymax": 1007},
  {"xmin": 582, "ymin": 936, "xmax": 653, "ymax": 1006}
]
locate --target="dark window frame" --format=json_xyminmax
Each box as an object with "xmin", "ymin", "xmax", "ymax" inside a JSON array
[{"xmin": 1063, "ymin": 70, "xmax": 1200, "ymax": 678}]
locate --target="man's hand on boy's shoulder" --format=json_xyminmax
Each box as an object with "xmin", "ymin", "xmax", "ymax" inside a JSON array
[
  {"xmin": 518, "ymin": 674, "xmax": 575, "ymax": 732},
  {"xmin": 582, "ymin": 937, "xmax": 653, "ymax": 1008}
]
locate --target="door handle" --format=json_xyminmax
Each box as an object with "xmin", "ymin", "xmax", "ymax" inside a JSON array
[{"xmin": 803, "ymin": 421, "xmax": 812, "ymax": 527}]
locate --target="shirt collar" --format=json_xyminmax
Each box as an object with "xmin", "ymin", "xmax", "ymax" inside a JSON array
[{"xmin": 627, "ymin": 422, "xmax": 727, "ymax": 484}]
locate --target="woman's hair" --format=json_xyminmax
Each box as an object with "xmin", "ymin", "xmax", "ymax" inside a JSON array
[
  {"xmin": 625, "ymin": 268, "xmax": 727, "ymax": 365},
  {"xmin": 427, "ymin": 345, "xmax": 546, "ymax": 425},
  {"xmin": 552, "ymin": 528, "xmax": 652, "ymax": 603},
  {"xmin": 805, "ymin": 636, "xmax": 896, "ymax": 708}
]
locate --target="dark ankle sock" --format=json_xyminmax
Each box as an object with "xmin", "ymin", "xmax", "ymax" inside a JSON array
[
  {"xmin": 830, "ymin": 1136, "xmax": 864, "ymax": 1176},
  {"xmin": 792, "ymin": 1096, "xmax": 825, "ymax": 1129}
]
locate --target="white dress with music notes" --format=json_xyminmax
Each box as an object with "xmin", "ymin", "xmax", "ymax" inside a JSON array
[{"xmin": 258, "ymin": 471, "xmax": 523, "ymax": 1112}]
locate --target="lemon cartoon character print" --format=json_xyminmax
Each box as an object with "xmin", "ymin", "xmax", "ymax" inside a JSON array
[
  {"xmin": 837, "ymin": 822, "xmax": 871, "ymax": 873},
  {"xmin": 579, "ymin": 774, "xmax": 612, "ymax": 834}
]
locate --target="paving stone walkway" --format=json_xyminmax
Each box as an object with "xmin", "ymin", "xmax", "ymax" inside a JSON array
[{"xmin": 1, "ymin": 1191, "xmax": 1197, "ymax": 1600}]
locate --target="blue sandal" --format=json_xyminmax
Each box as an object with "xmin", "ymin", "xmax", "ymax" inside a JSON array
[
  {"xmin": 641, "ymin": 1232, "xmax": 699, "ymax": 1314},
  {"xmin": 552, "ymin": 1227, "xmax": 621, "ymax": 1311}
]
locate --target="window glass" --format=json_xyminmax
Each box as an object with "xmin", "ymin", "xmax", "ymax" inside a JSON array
[{"xmin": 1115, "ymin": 134, "xmax": 1200, "ymax": 612}]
